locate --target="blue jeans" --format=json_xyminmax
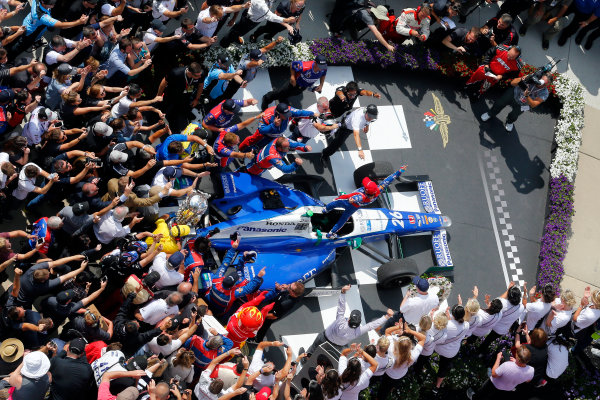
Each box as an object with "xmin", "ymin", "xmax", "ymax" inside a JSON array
[{"xmin": 326, "ymin": 199, "xmax": 358, "ymax": 234}]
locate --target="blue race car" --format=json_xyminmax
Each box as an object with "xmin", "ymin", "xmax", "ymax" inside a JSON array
[{"xmin": 191, "ymin": 162, "xmax": 453, "ymax": 290}]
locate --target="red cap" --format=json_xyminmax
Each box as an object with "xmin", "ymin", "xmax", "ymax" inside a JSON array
[
  {"xmin": 256, "ymin": 387, "xmax": 272, "ymax": 400},
  {"xmin": 362, "ymin": 178, "xmax": 380, "ymax": 196}
]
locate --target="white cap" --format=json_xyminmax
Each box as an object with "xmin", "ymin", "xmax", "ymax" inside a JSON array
[{"xmin": 109, "ymin": 150, "xmax": 128, "ymax": 163}]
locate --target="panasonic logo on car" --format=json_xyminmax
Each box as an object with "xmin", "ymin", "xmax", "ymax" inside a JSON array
[{"xmin": 241, "ymin": 226, "xmax": 287, "ymax": 233}]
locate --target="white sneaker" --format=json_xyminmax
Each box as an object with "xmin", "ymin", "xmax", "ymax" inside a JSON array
[
  {"xmin": 480, "ymin": 112, "xmax": 491, "ymax": 121},
  {"xmin": 466, "ymin": 388, "xmax": 475, "ymax": 400},
  {"xmin": 505, "ymin": 122, "xmax": 514, "ymax": 132}
]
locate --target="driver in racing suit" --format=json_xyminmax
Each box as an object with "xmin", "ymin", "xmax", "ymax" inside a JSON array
[
  {"xmin": 225, "ymin": 292, "xmax": 273, "ymax": 348},
  {"xmin": 324, "ymin": 166, "xmax": 407, "ymax": 239}
]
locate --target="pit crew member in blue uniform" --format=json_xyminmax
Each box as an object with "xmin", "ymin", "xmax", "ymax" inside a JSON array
[
  {"xmin": 213, "ymin": 114, "xmax": 263, "ymax": 170},
  {"xmin": 155, "ymin": 133, "xmax": 215, "ymax": 165},
  {"xmin": 324, "ymin": 166, "xmax": 407, "ymax": 238},
  {"xmin": 240, "ymin": 137, "xmax": 311, "ymax": 176},
  {"xmin": 238, "ymin": 102, "xmax": 316, "ymax": 151},
  {"xmin": 202, "ymin": 98, "xmax": 258, "ymax": 135},
  {"xmin": 261, "ymin": 54, "xmax": 328, "ymax": 110}
]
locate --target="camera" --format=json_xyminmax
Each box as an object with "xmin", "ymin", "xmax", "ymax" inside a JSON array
[{"xmin": 85, "ymin": 157, "xmax": 103, "ymax": 168}]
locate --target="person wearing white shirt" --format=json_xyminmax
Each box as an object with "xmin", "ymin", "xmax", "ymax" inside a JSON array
[
  {"xmin": 101, "ymin": 0, "xmax": 126, "ymax": 16},
  {"xmin": 290, "ymin": 98, "xmax": 339, "ymax": 143},
  {"xmin": 414, "ymin": 313, "xmax": 448, "ymax": 376},
  {"xmin": 321, "ymin": 104, "xmax": 378, "ymax": 162},
  {"xmin": 462, "ymin": 288, "xmax": 482, "ymax": 337},
  {"xmin": 370, "ymin": 336, "xmax": 393, "ymax": 377},
  {"xmin": 305, "ymin": 285, "xmax": 392, "ymax": 355},
  {"xmin": 93, "ymin": 206, "xmax": 143, "ymax": 245},
  {"xmin": 247, "ymin": 340, "xmax": 292, "ymax": 391},
  {"xmin": 467, "ymin": 299, "xmax": 503, "ymax": 341},
  {"xmin": 478, "ymin": 282, "xmax": 524, "ymax": 354},
  {"xmin": 338, "ymin": 344, "xmax": 378, "ymax": 400},
  {"xmin": 546, "ymin": 337, "xmax": 570, "ymax": 380},
  {"xmin": 135, "ymin": 293, "xmax": 182, "ymax": 326},
  {"xmin": 11, "ymin": 162, "xmax": 56, "ymax": 201},
  {"xmin": 149, "ymin": 251, "xmax": 185, "ymax": 289},
  {"xmin": 143, "ymin": 312, "xmax": 198, "ymax": 357},
  {"xmin": 0, "ymin": 152, "xmax": 16, "ymax": 190},
  {"xmin": 194, "ymin": 348, "xmax": 246, "ymax": 400},
  {"xmin": 522, "ymin": 283, "xmax": 555, "ymax": 330},
  {"xmin": 381, "ymin": 276, "xmax": 439, "ymax": 332},
  {"xmin": 44, "ymin": 35, "xmax": 91, "ymax": 71},
  {"xmin": 377, "ymin": 322, "xmax": 426, "ymax": 400},
  {"xmin": 22, "ymin": 107, "xmax": 57, "ymax": 145},
  {"xmin": 152, "ymin": 0, "xmax": 187, "ymax": 22},
  {"xmin": 434, "ymin": 305, "xmax": 469, "ymax": 393},
  {"xmin": 195, "ymin": 4, "xmax": 249, "ymax": 37},
  {"xmin": 220, "ymin": 0, "xmax": 296, "ymax": 47},
  {"xmin": 143, "ymin": 20, "xmax": 181, "ymax": 52},
  {"xmin": 543, "ymin": 289, "xmax": 576, "ymax": 336},
  {"xmin": 572, "ymin": 287, "xmax": 600, "ymax": 358}
]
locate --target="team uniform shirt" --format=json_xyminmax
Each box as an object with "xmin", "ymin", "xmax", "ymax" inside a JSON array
[
  {"xmin": 12, "ymin": 162, "xmax": 41, "ymax": 200},
  {"xmin": 420, "ymin": 327, "xmax": 447, "ymax": 356},
  {"xmin": 525, "ymin": 300, "xmax": 552, "ymax": 329},
  {"xmin": 246, "ymin": 138, "xmax": 308, "ymax": 176},
  {"xmin": 22, "ymin": 106, "xmax": 54, "ymax": 145},
  {"xmin": 204, "ymin": 63, "xmax": 235, "ymax": 100},
  {"xmin": 149, "ymin": 252, "xmax": 184, "ymax": 289},
  {"xmin": 291, "ymin": 60, "xmax": 327, "ymax": 89},
  {"xmin": 139, "ymin": 298, "xmax": 179, "ymax": 325},
  {"xmin": 152, "ymin": 0, "xmax": 176, "ymax": 21},
  {"xmin": 546, "ymin": 342, "xmax": 569, "ymax": 379},
  {"xmin": 296, "ymin": 103, "xmax": 326, "ymax": 139},
  {"xmin": 214, "ymin": 125, "xmax": 240, "ymax": 168},
  {"xmin": 91, "ymin": 350, "xmax": 127, "ymax": 385},
  {"xmin": 492, "ymin": 298, "xmax": 524, "ymax": 335},
  {"xmin": 184, "ymin": 334, "xmax": 234, "ymax": 369},
  {"xmin": 395, "ymin": 7, "xmax": 431, "ymax": 39},
  {"xmin": 490, "ymin": 360, "xmax": 534, "ymax": 390},
  {"xmin": 486, "ymin": 45, "xmax": 524, "ymax": 76},
  {"xmin": 485, "ymin": 17, "xmax": 520, "ymax": 46},
  {"xmin": 372, "ymin": 352, "xmax": 394, "ymax": 377},
  {"xmin": 400, "ymin": 291, "xmax": 440, "ymax": 325},
  {"xmin": 324, "ymin": 292, "xmax": 388, "ymax": 346},
  {"xmin": 385, "ymin": 342, "xmax": 423, "ymax": 379},
  {"xmin": 341, "ymin": 107, "xmax": 371, "ymax": 132},
  {"xmin": 328, "ymin": 85, "xmax": 363, "ymax": 117},
  {"xmin": 204, "ymin": 100, "xmax": 244, "ymax": 128},
  {"xmin": 338, "ymin": 355, "xmax": 373, "ymax": 400},
  {"xmin": 257, "ymin": 105, "xmax": 314, "ymax": 138},
  {"xmin": 155, "ymin": 134, "xmax": 189, "ymax": 161},
  {"xmin": 22, "ymin": 0, "xmax": 59, "ymax": 39},
  {"xmin": 543, "ymin": 306, "xmax": 573, "ymax": 336},
  {"xmin": 465, "ymin": 312, "xmax": 482, "ymax": 337},
  {"xmin": 574, "ymin": 306, "xmax": 600, "ymax": 332},
  {"xmin": 247, "ymin": 349, "xmax": 276, "ymax": 391},
  {"xmin": 471, "ymin": 309, "xmax": 502, "ymax": 337},
  {"xmin": 434, "ymin": 320, "xmax": 469, "ymax": 358}
]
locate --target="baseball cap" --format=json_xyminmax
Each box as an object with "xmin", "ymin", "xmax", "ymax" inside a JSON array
[
  {"xmin": 348, "ymin": 310, "xmax": 362, "ymax": 328},
  {"xmin": 0, "ymin": 89, "xmax": 15, "ymax": 103},
  {"xmin": 222, "ymin": 98, "xmax": 241, "ymax": 113},
  {"xmin": 56, "ymin": 289, "xmax": 76, "ymax": 305},
  {"xmin": 142, "ymin": 271, "xmax": 161, "ymax": 287},
  {"xmin": 72, "ymin": 202, "xmax": 90, "ymax": 216},
  {"xmin": 21, "ymin": 351, "xmax": 51, "ymax": 379},
  {"xmin": 69, "ymin": 338, "xmax": 87, "ymax": 355},
  {"xmin": 370, "ymin": 5, "xmax": 389, "ymax": 20},
  {"xmin": 315, "ymin": 54, "xmax": 328, "ymax": 68},
  {"xmin": 365, "ymin": 104, "xmax": 378, "ymax": 119},
  {"xmin": 169, "ymin": 316, "xmax": 182, "ymax": 331},
  {"xmin": 412, "ymin": 276, "xmax": 429, "ymax": 292},
  {"xmin": 126, "ymin": 355, "xmax": 148, "ymax": 371},
  {"xmin": 93, "ymin": 121, "xmax": 113, "ymax": 137},
  {"xmin": 275, "ymin": 102, "xmax": 291, "ymax": 118},
  {"xmin": 162, "ymin": 166, "xmax": 182, "ymax": 179},
  {"xmin": 110, "ymin": 150, "xmax": 128, "ymax": 163},
  {"xmin": 167, "ymin": 251, "xmax": 184, "ymax": 270},
  {"xmin": 57, "ymin": 63, "xmax": 74, "ymax": 75},
  {"xmin": 151, "ymin": 19, "xmax": 167, "ymax": 33},
  {"xmin": 37, "ymin": 107, "xmax": 51, "ymax": 120},
  {"xmin": 222, "ymin": 271, "xmax": 239, "ymax": 289},
  {"xmin": 243, "ymin": 250, "xmax": 257, "ymax": 263},
  {"xmin": 217, "ymin": 52, "xmax": 231, "ymax": 67},
  {"xmin": 256, "ymin": 387, "xmax": 272, "ymax": 400},
  {"xmin": 249, "ymin": 48, "xmax": 264, "ymax": 61},
  {"xmin": 116, "ymin": 387, "xmax": 140, "ymax": 400}
]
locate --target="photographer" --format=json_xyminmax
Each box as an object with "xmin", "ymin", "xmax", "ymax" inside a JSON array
[{"xmin": 480, "ymin": 73, "xmax": 551, "ymax": 132}]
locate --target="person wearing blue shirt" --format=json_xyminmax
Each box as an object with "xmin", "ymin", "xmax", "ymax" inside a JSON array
[
  {"xmin": 201, "ymin": 98, "xmax": 257, "ymax": 134},
  {"xmin": 105, "ymin": 37, "xmax": 153, "ymax": 86},
  {"xmin": 155, "ymin": 133, "xmax": 215, "ymax": 165},
  {"xmin": 241, "ymin": 136, "xmax": 311, "ymax": 176},
  {"xmin": 557, "ymin": 0, "xmax": 600, "ymax": 45},
  {"xmin": 8, "ymin": 0, "xmax": 90, "ymax": 60},
  {"xmin": 203, "ymin": 52, "xmax": 244, "ymax": 111},
  {"xmin": 260, "ymin": 54, "xmax": 328, "ymax": 111}
]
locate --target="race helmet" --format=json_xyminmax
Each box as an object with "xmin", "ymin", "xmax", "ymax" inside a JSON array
[
  {"xmin": 238, "ymin": 306, "xmax": 263, "ymax": 330},
  {"xmin": 362, "ymin": 177, "xmax": 380, "ymax": 197}
]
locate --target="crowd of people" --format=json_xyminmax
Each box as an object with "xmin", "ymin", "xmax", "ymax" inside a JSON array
[{"xmin": 0, "ymin": 0, "xmax": 598, "ymax": 399}]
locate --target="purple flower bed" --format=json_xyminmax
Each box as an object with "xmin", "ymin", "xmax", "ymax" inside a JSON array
[
  {"xmin": 537, "ymin": 175, "xmax": 575, "ymax": 293},
  {"xmin": 309, "ymin": 38, "xmax": 441, "ymax": 71}
]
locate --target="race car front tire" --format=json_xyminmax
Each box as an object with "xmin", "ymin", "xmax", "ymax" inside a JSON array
[
  {"xmin": 377, "ymin": 258, "xmax": 419, "ymax": 288},
  {"xmin": 353, "ymin": 161, "xmax": 395, "ymax": 189}
]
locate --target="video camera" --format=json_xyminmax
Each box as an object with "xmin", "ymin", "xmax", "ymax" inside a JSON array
[{"xmin": 518, "ymin": 58, "xmax": 562, "ymax": 90}]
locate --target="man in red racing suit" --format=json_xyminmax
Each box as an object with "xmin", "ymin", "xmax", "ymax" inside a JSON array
[{"xmin": 465, "ymin": 44, "xmax": 523, "ymax": 100}]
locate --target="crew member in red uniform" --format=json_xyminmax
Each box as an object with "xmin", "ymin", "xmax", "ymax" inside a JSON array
[
  {"xmin": 225, "ymin": 292, "xmax": 273, "ymax": 348},
  {"xmin": 213, "ymin": 114, "xmax": 262, "ymax": 170},
  {"xmin": 260, "ymin": 54, "xmax": 328, "ymax": 110},
  {"xmin": 202, "ymin": 98, "xmax": 258, "ymax": 134},
  {"xmin": 239, "ymin": 136, "xmax": 311, "ymax": 177},
  {"xmin": 465, "ymin": 44, "xmax": 523, "ymax": 100},
  {"xmin": 238, "ymin": 102, "xmax": 316, "ymax": 152}
]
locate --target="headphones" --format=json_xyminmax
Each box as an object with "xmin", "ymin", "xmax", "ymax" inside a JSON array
[{"xmin": 85, "ymin": 310, "xmax": 99, "ymax": 327}]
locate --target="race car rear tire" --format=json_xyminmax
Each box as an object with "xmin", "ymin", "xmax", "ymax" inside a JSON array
[
  {"xmin": 377, "ymin": 259, "xmax": 419, "ymax": 288},
  {"xmin": 353, "ymin": 162, "xmax": 395, "ymax": 188}
]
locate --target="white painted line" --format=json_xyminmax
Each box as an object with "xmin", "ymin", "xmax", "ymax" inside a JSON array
[{"xmin": 478, "ymin": 155, "xmax": 510, "ymax": 287}]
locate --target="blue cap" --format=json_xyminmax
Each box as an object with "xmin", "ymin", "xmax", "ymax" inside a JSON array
[
  {"xmin": 163, "ymin": 166, "xmax": 182, "ymax": 179},
  {"xmin": 167, "ymin": 251, "xmax": 184, "ymax": 270}
]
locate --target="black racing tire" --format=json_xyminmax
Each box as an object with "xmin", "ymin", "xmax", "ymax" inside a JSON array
[
  {"xmin": 377, "ymin": 258, "xmax": 419, "ymax": 288},
  {"xmin": 353, "ymin": 161, "xmax": 395, "ymax": 188}
]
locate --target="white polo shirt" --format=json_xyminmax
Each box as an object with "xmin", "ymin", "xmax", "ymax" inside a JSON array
[
  {"xmin": 139, "ymin": 298, "xmax": 179, "ymax": 325},
  {"xmin": 153, "ymin": 0, "xmax": 176, "ymax": 21},
  {"xmin": 149, "ymin": 252, "xmax": 184, "ymax": 289},
  {"xmin": 399, "ymin": 291, "xmax": 439, "ymax": 326},
  {"xmin": 12, "ymin": 162, "xmax": 41, "ymax": 200}
]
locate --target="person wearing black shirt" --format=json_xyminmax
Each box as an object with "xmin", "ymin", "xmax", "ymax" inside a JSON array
[
  {"xmin": 253, "ymin": 281, "xmax": 305, "ymax": 342},
  {"xmin": 250, "ymin": 0, "xmax": 305, "ymax": 42},
  {"xmin": 484, "ymin": 14, "xmax": 519, "ymax": 47},
  {"xmin": 59, "ymin": 0, "xmax": 101, "ymax": 39},
  {"xmin": 113, "ymin": 292, "xmax": 162, "ymax": 356},
  {"xmin": 49, "ymin": 338, "xmax": 97, "ymax": 400},
  {"xmin": 328, "ymin": 81, "xmax": 381, "ymax": 118},
  {"xmin": 441, "ymin": 26, "xmax": 487, "ymax": 56},
  {"xmin": 156, "ymin": 62, "xmax": 204, "ymax": 133}
]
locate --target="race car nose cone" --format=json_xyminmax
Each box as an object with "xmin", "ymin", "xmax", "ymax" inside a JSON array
[{"xmin": 441, "ymin": 216, "xmax": 452, "ymax": 228}]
